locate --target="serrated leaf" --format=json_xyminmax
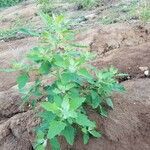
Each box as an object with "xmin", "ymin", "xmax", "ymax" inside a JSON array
[
  {"xmin": 70, "ymin": 97, "xmax": 85, "ymax": 110},
  {"xmin": 39, "ymin": 61, "xmax": 51, "ymax": 74},
  {"xmin": 89, "ymin": 130, "xmax": 102, "ymax": 138},
  {"xmin": 54, "ymin": 54, "xmax": 65, "ymax": 68},
  {"xmin": 91, "ymin": 90, "xmax": 100, "ymax": 108},
  {"xmin": 99, "ymin": 106, "xmax": 108, "ymax": 117},
  {"xmin": 76, "ymin": 113, "xmax": 95, "ymax": 128},
  {"xmin": 39, "ymin": 111, "xmax": 55, "ymax": 123},
  {"xmin": 53, "ymin": 95, "xmax": 63, "ymax": 107},
  {"xmin": 50, "ymin": 137, "xmax": 61, "ymax": 150},
  {"xmin": 41, "ymin": 102, "xmax": 60, "ymax": 115},
  {"xmin": 17, "ymin": 73, "xmax": 29, "ymax": 89},
  {"xmin": 61, "ymin": 98, "xmax": 70, "ymax": 119},
  {"xmin": 83, "ymin": 133, "xmax": 89, "ymax": 144},
  {"xmin": 36, "ymin": 130, "xmax": 45, "ymax": 139},
  {"xmin": 47, "ymin": 121, "xmax": 66, "ymax": 139},
  {"xmin": 106, "ymin": 98, "xmax": 114, "ymax": 109},
  {"xmin": 61, "ymin": 125, "xmax": 76, "ymax": 145},
  {"xmin": 78, "ymin": 68, "xmax": 93, "ymax": 80}
]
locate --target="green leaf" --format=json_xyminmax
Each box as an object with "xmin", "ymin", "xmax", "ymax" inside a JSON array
[
  {"xmin": 47, "ymin": 121, "xmax": 66, "ymax": 139},
  {"xmin": 78, "ymin": 68, "xmax": 93, "ymax": 81},
  {"xmin": 91, "ymin": 90, "xmax": 100, "ymax": 108},
  {"xmin": 99, "ymin": 106, "xmax": 108, "ymax": 117},
  {"xmin": 50, "ymin": 137, "xmax": 61, "ymax": 150},
  {"xmin": 89, "ymin": 130, "xmax": 102, "ymax": 138},
  {"xmin": 35, "ymin": 144, "xmax": 45, "ymax": 150},
  {"xmin": 41, "ymin": 102, "xmax": 60, "ymax": 115},
  {"xmin": 61, "ymin": 98, "xmax": 70, "ymax": 119},
  {"xmin": 112, "ymin": 83, "xmax": 125, "ymax": 92},
  {"xmin": 61, "ymin": 125, "xmax": 76, "ymax": 145},
  {"xmin": 70, "ymin": 97, "xmax": 85, "ymax": 110},
  {"xmin": 39, "ymin": 61, "xmax": 51, "ymax": 74},
  {"xmin": 76, "ymin": 113, "xmax": 95, "ymax": 128},
  {"xmin": 20, "ymin": 28, "xmax": 39, "ymax": 36},
  {"xmin": 53, "ymin": 95, "xmax": 63, "ymax": 107},
  {"xmin": 17, "ymin": 73, "xmax": 29, "ymax": 89},
  {"xmin": 36, "ymin": 130, "xmax": 45, "ymax": 139},
  {"xmin": 106, "ymin": 98, "xmax": 114, "ymax": 109},
  {"xmin": 39, "ymin": 111, "xmax": 55, "ymax": 123},
  {"xmin": 34, "ymin": 130, "xmax": 45, "ymax": 150},
  {"xmin": 54, "ymin": 54, "xmax": 65, "ymax": 68},
  {"xmin": 55, "ymin": 15, "xmax": 64, "ymax": 24},
  {"xmin": 83, "ymin": 133, "xmax": 89, "ymax": 144}
]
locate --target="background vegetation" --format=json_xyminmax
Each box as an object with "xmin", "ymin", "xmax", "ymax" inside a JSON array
[{"xmin": 0, "ymin": 0, "xmax": 23, "ymax": 7}]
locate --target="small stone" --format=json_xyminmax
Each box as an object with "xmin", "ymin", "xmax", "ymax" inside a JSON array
[{"xmin": 144, "ymin": 70, "xmax": 149, "ymax": 76}]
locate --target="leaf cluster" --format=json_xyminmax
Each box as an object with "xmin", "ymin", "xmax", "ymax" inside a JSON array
[{"xmin": 13, "ymin": 13, "xmax": 125, "ymax": 150}]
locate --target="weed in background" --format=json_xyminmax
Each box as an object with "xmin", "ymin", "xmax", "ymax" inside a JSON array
[
  {"xmin": 0, "ymin": 0, "xmax": 23, "ymax": 7},
  {"xmin": 36, "ymin": 0, "xmax": 54, "ymax": 13},
  {"xmin": 99, "ymin": 0, "xmax": 150, "ymax": 25},
  {"xmin": 0, "ymin": 17, "xmax": 35, "ymax": 41}
]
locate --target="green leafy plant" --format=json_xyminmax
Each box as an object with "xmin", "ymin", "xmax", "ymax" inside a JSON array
[
  {"xmin": 8, "ymin": 13, "xmax": 125, "ymax": 150},
  {"xmin": 98, "ymin": 0, "xmax": 150, "ymax": 25},
  {"xmin": 0, "ymin": 17, "xmax": 35, "ymax": 41},
  {"xmin": 0, "ymin": 0, "xmax": 23, "ymax": 7},
  {"xmin": 36, "ymin": 0, "xmax": 54, "ymax": 13}
]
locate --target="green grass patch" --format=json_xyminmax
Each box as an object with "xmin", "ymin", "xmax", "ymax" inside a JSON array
[
  {"xmin": 99, "ymin": 0, "xmax": 150, "ymax": 25},
  {"xmin": 0, "ymin": 17, "xmax": 35, "ymax": 41},
  {"xmin": 0, "ymin": 0, "xmax": 23, "ymax": 8}
]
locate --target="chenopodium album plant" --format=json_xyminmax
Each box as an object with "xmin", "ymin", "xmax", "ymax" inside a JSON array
[{"xmin": 12, "ymin": 13, "xmax": 125, "ymax": 150}]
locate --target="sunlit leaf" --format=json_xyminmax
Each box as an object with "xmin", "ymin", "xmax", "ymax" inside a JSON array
[{"xmin": 47, "ymin": 121, "xmax": 66, "ymax": 139}]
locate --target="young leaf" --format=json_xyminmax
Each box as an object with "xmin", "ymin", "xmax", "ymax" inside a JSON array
[
  {"xmin": 17, "ymin": 73, "xmax": 29, "ymax": 89},
  {"xmin": 76, "ymin": 113, "xmax": 95, "ymax": 128},
  {"xmin": 112, "ymin": 83, "xmax": 125, "ymax": 92},
  {"xmin": 39, "ymin": 61, "xmax": 51, "ymax": 74},
  {"xmin": 47, "ymin": 121, "xmax": 66, "ymax": 139},
  {"xmin": 106, "ymin": 98, "xmax": 114, "ymax": 109},
  {"xmin": 54, "ymin": 54, "xmax": 65, "ymax": 68},
  {"xmin": 50, "ymin": 137, "xmax": 61, "ymax": 150},
  {"xmin": 20, "ymin": 28, "xmax": 39, "ymax": 37},
  {"xmin": 99, "ymin": 106, "xmax": 108, "ymax": 117},
  {"xmin": 70, "ymin": 97, "xmax": 85, "ymax": 110},
  {"xmin": 89, "ymin": 130, "xmax": 102, "ymax": 138},
  {"xmin": 78, "ymin": 68, "xmax": 93, "ymax": 81},
  {"xmin": 91, "ymin": 90, "xmax": 101, "ymax": 108},
  {"xmin": 83, "ymin": 133, "xmax": 89, "ymax": 144},
  {"xmin": 61, "ymin": 125, "xmax": 76, "ymax": 145},
  {"xmin": 53, "ymin": 95, "xmax": 63, "ymax": 107},
  {"xmin": 41, "ymin": 102, "xmax": 60, "ymax": 115}
]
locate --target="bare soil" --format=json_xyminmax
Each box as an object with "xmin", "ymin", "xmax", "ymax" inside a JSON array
[{"xmin": 0, "ymin": 0, "xmax": 150, "ymax": 150}]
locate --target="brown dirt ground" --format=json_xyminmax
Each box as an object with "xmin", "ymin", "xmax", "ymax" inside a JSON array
[{"xmin": 0, "ymin": 0, "xmax": 150, "ymax": 150}]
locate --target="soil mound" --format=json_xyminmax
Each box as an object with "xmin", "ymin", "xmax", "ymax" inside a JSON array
[{"xmin": 0, "ymin": 79, "xmax": 150, "ymax": 150}]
